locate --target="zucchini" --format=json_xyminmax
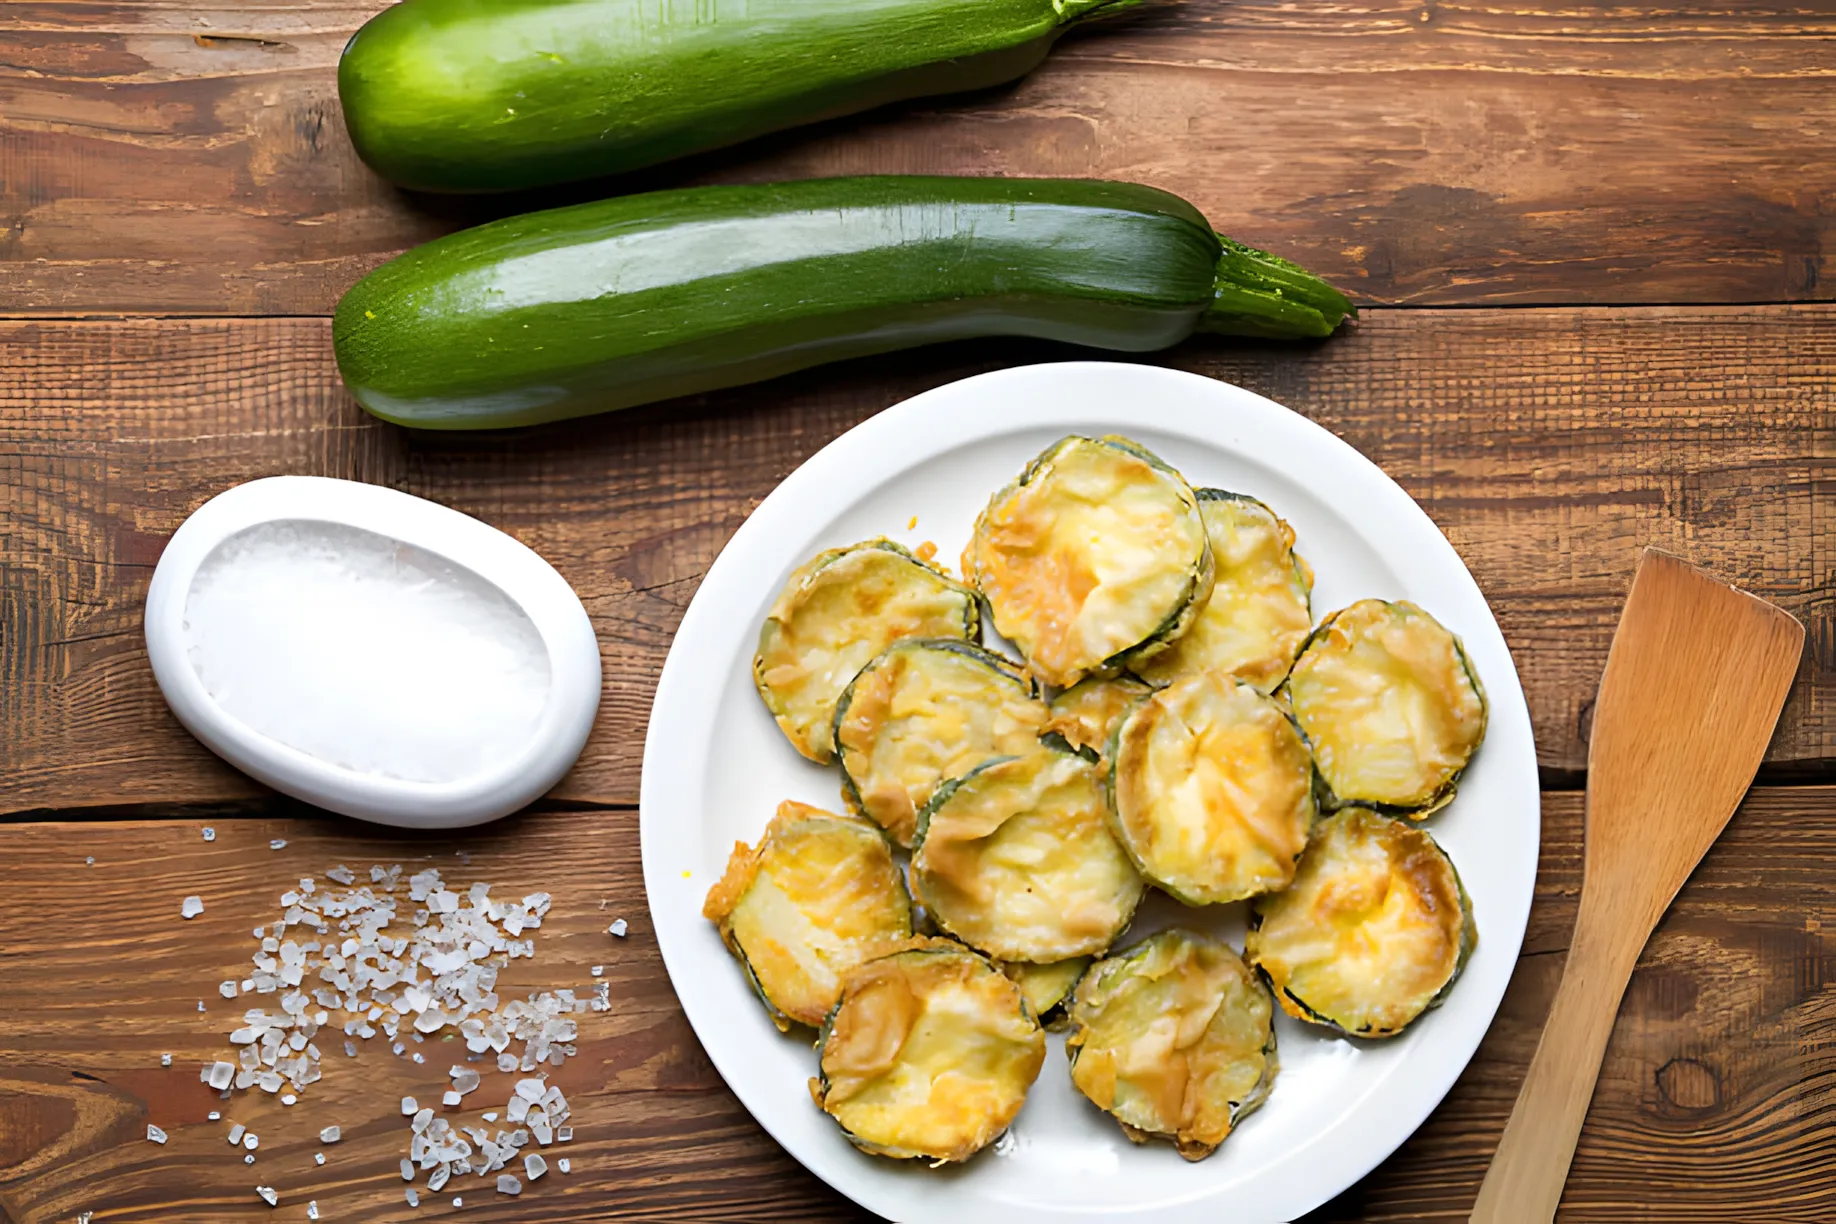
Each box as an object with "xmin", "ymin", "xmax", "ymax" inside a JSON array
[
  {"xmin": 964, "ymin": 434, "xmax": 1214, "ymax": 689},
  {"xmin": 1285, "ymin": 599, "xmax": 1488, "ymax": 816},
  {"xmin": 1042, "ymin": 675, "xmax": 1153, "ymax": 765},
  {"xmin": 1245, "ymin": 807, "xmax": 1475, "ymax": 1039},
  {"xmin": 1134, "ymin": 491, "xmax": 1314, "ymax": 693},
  {"xmin": 340, "ymin": 0, "xmax": 1145, "ymax": 194},
  {"xmin": 999, "ymin": 956, "xmax": 1092, "ymax": 1030},
  {"xmin": 1109, "ymin": 671, "xmax": 1316, "ymax": 905},
  {"xmin": 833, "ymin": 639, "xmax": 1046, "ymax": 848},
  {"xmin": 333, "ymin": 178, "xmax": 1355, "ymax": 430},
  {"xmin": 811, "ymin": 939, "xmax": 1044, "ymax": 1163},
  {"xmin": 702, "ymin": 801, "xmax": 913, "ymax": 1030},
  {"xmin": 1065, "ymin": 929, "xmax": 1277, "ymax": 1160},
  {"xmin": 911, "ymin": 749, "xmax": 1143, "ymax": 963},
  {"xmin": 754, "ymin": 540, "xmax": 977, "ymax": 763}
]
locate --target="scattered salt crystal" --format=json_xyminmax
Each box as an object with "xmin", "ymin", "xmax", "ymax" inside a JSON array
[
  {"xmin": 146, "ymin": 1124, "xmax": 168, "ymax": 1144},
  {"xmin": 453, "ymin": 1198, "xmax": 463, "ymax": 1208},
  {"xmin": 450, "ymin": 1066, "xmax": 480, "ymax": 1094},
  {"xmin": 393, "ymin": 1042, "xmax": 406, "ymax": 1056},
  {"xmin": 402, "ymin": 1096, "xmax": 418, "ymax": 1115},
  {"xmin": 557, "ymin": 1126, "xmax": 572, "ymax": 1142},
  {"xmin": 443, "ymin": 1091, "xmax": 463, "ymax": 1106},
  {"xmin": 428, "ymin": 1166, "xmax": 451, "ymax": 1192},
  {"xmin": 514, "ymin": 1078, "xmax": 545, "ymax": 1102},
  {"xmin": 405, "ymin": 1188, "xmax": 420, "ymax": 1207},
  {"xmin": 524, "ymin": 1153, "xmax": 546, "ymax": 1181},
  {"xmin": 181, "ymin": 896, "xmax": 205, "ymax": 919},
  {"xmin": 281, "ymin": 1094, "xmax": 297, "ymax": 1106},
  {"xmin": 557, "ymin": 1158, "xmax": 570, "ymax": 1174},
  {"xmin": 228, "ymin": 1124, "xmax": 246, "ymax": 1145},
  {"xmin": 270, "ymin": 839, "xmax": 286, "ymax": 850},
  {"xmin": 245, "ymin": 1154, "xmax": 255, "ymax": 1164},
  {"xmin": 497, "ymin": 1054, "xmax": 517, "ymax": 1073},
  {"xmin": 315, "ymin": 1152, "xmax": 326, "ymax": 1166},
  {"xmin": 320, "ymin": 1126, "xmax": 341, "ymax": 1143},
  {"xmin": 608, "ymin": 918, "xmax": 627, "ymax": 937},
  {"xmin": 160, "ymin": 1053, "xmax": 172, "ymax": 1067},
  {"xmin": 482, "ymin": 1112, "xmax": 498, "ymax": 1122},
  {"xmin": 256, "ymin": 1186, "xmax": 277, "ymax": 1206},
  {"xmin": 85, "ymin": 856, "xmax": 94, "ymax": 866},
  {"xmin": 496, "ymin": 1174, "xmax": 521, "ymax": 1196},
  {"xmin": 344, "ymin": 1041, "xmax": 357, "ymax": 1057},
  {"xmin": 307, "ymin": 1202, "xmax": 320, "ymax": 1221},
  {"xmin": 590, "ymin": 966, "xmax": 603, "ymax": 978},
  {"xmin": 202, "ymin": 827, "xmax": 216, "ymax": 842},
  {"xmin": 244, "ymin": 1133, "xmax": 259, "ymax": 1150},
  {"xmin": 401, "ymin": 1158, "xmax": 415, "ymax": 1181},
  {"xmin": 198, "ymin": 1001, "xmax": 207, "ymax": 1012},
  {"xmin": 326, "ymin": 864, "xmax": 355, "ymax": 885},
  {"xmin": 412, "ymin": 1107, "xmax": 433, "ymax": 1133},
  {"xmin": 413, "ymin": 1053, "xmax": 425, "ymax": 1064},
  {"xmin": 209, "ymin": 1111, "xmax": 221, "ymax": 1121},
  {"xmin": 208, "ymin": 1061, "xmax": 235, "ymax": 1090}
]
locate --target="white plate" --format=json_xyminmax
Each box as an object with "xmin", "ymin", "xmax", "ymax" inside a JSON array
[{"xmin": 640, "ymin": 362, "xmax": 1538, "ymax": 1224}]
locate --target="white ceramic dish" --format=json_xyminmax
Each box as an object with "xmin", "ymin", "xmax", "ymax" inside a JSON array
[
  {"xmin": 640, "ymin": 363, "xmax": 1538, "ymax": 1223},
  {"xmin": 146, "ymin": 476, "xmax": 601, "ymax": 828}
]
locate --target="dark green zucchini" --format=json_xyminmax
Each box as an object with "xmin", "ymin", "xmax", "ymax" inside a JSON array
[
  {"xmin": 333, "ymin": 177, "xmax": 1354, "ymax": 430},
  {"xmin": 338, "ymin": 0, "xmax": 1144, "ymax": 193}
]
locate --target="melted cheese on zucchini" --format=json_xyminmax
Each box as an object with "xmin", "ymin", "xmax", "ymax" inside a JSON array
[
  {"xmin": 1066, "ymin": 929, "xmax": 1276, "ymax": 1160},
  {"xmin": 813, "ymin": 943, "xmax": 1044, "ymax": 1162},
  {"xmin": 703, "ymin": 801, "xmax": 912, "ymax": 1030},
  {"xmin": 1286, "ymin": 599, "xmax": 1488, "ymax": 813},
  {"xmin": 1246, "ymin": 807, "xmax": 1474, "ymax": 1038},
  {"xmin": 1135, "ymin": 492, "xmax": 1313, "ymax": 693},
  {"xmin": 964, "ymin": 436, "xmax": 1212, "ymax": 688},
  {"xmin": 1110, "ymin": 672, "xmax": 1316, "ymax": 905},
  {"xmin": 835, "ymin": 640, "xmax": 1047, "ymax": 847},
  {"xmin": 912, "ymin": 750, "xmax": 1144, "ymax": 962},
  {"xmin": 1044, "ymin": 675, "xmax": 1152, "ymax": 763},
  {"xmin": 754, "ymin": 541, "xmax": 977, "ymax": 762}
]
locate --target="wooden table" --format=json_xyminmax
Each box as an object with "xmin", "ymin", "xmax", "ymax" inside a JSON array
[{"xmin": 3, "ymin": 3, "xmax": 1833, "ymax": 1220}]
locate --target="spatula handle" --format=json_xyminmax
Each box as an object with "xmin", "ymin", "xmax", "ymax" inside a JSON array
[{"xmin": 1469, "ymin": 923, "xmax": 1642, "ymax": 1223}]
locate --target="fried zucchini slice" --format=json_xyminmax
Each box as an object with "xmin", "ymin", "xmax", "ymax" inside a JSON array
[
  {"xmin": 1246, "ymin": 807, "xmax": 1475, "ymax": 1038},
  {"xmin": 1286, "ymin": 598, "xmax": 1488, "ymax": 815},
  {"xmin": 1066, "ymin": 929, "xmax": 1276, "ymax": 1160},
  {"xmin": 1000, "ymin": 956, "xmax": 1091, "ymax": 1029},
  {"xmin": 1043, "ymin": 675, "xmax": 1153, "ymax": 764},
  {"xmin": 1135, "ymin": 491, "xmax": 1313, "ymax": 693},
  {"xmin": 912, "ymin": 749, "xmax": 1144, "ymax": 962},
  {"xmin": 1109, "ymin": 672, "xmax": 1316, "ymax": 905},
  {"xmin": 754, "ymin": 540, "xmax": 978, "ymax": 762},
  {"xmin": 833, "ymin": 639, "xmax": 1047, "ymax": 848},
  {"xmin": 963, "ymin": 435, "xmax": 1213, "ymax": 688},
  {"xmin": 703, "ymin": 801, "xmax": 913, "ymax": 1030},
  {"xmin": 812, "ymin": 940, "xmax": 1045, "ymax": 1163}
]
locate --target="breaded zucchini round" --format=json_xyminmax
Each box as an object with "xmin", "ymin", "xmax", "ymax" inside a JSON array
[
  {"xmin": 1246, "ymin": 807, "xmax": 1475, "ymax": 1038},
  {"xmin": 1135, "ymin": 491, "xmax": 1313, "ymax": 693},
  {"xmin": 999, "ymin": 956, "xmax": 1091, "ymax": 1029},
  {"xmin": 702, "ymin": 801, "xmax": 913, "ymax": 1030},
  {"xmin": 833, "ymin": 639, "xmax": 1047, "ymax": 848},
  {"xmin": 754, "ymin": 540, "xmax": 978, "ymax": 762},
  {"xmin": 912, "ymin": 749, "xmax": 1145, "ymax": 962},
  {"xmin": 1066, "ymin": 929, "xmax": 1277, "ymax": 1160},
  {"xmin": 1285, "ymin": 598, "xmax": 1488, "ymax": 815},
  {"xmin": 812, "ymin": 941, "xmax": 1045, "ymax": 1163},
  {"xmin": 1109, "ymin": 672, "xmax": 1316, "ymax": 905},
  {"xmin": 963, "ymin": 435, "xmax": 1213, "ymax": 688},
  {"xmin": 1043, "ymin": 674, "xmax": 1153, "ymax": 764}
]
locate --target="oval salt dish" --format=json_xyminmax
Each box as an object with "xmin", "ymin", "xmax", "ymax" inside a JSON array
[{"xmin": 146, "ymin": 476, "xmax": 601, "ymax": 828}]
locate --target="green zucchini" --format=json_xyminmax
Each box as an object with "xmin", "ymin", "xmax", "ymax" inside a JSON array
[
  {"xmin": 333, "ymin": 177, "xmax": 1354, "ymax": 430},
  {"xmin": 338, "ymin": 0, "xmax": 1143, "ymax": 193}
]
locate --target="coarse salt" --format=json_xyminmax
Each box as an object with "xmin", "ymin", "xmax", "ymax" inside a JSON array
[
  {"xmin": 181, "ymin": 896, "xmax": 205, "ymax": 919},
  {"xmin": 146, "ymin": 1124, "xmax": 167, "ymax": 1144}
]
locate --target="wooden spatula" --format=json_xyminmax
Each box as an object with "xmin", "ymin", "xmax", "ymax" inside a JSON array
[{"xmin": 1470, "ymin": 548, "xmax": 1803, "ymax": 1224}]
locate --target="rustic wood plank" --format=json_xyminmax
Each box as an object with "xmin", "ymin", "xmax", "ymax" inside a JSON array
[
  {"xmin": 3, "ymin": 306, "xmax": 1831, "ymax": 814},
  {"xmin": 3, "ymin": 1, "xmax": 1833, "ymax": 314},
  {"xmin": 3, "ymin": 788, "xmax": 1834, "ymax": 1221}
]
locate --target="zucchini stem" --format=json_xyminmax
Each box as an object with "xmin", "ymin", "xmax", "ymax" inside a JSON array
[
  {"xmin": 1055, "ymin": 0, "xmax": 1147, "ymax": 24},
  {"xmin": 1199, "ymin": 238, "xmax": 1356, "ymax": 340}
]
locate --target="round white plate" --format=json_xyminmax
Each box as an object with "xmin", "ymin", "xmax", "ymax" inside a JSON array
[{"xmin": 640, "ymin": 362, "xmax": 1538, "ymax": 1224}]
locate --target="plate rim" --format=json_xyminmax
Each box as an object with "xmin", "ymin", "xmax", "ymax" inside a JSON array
[{"xmin": 639, "ymin": 361, "xmax": 1539, "ymax": 1223}]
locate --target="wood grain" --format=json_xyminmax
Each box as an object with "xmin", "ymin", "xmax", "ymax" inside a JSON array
[
  {"xmin": 3, "ymin": 306, "xmax": 1832, "ymax": 815},
  {"xmin": 1471, "ymin": 551, "xmax": 1805, "ymax": 1222},
  {"xmin": 3, "ymin": 1, "xmax": 1834, "ymax": 315},
  {"xmin": 2, "ymin": 788, "xmax": 1833, "ymax": 1222}
]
